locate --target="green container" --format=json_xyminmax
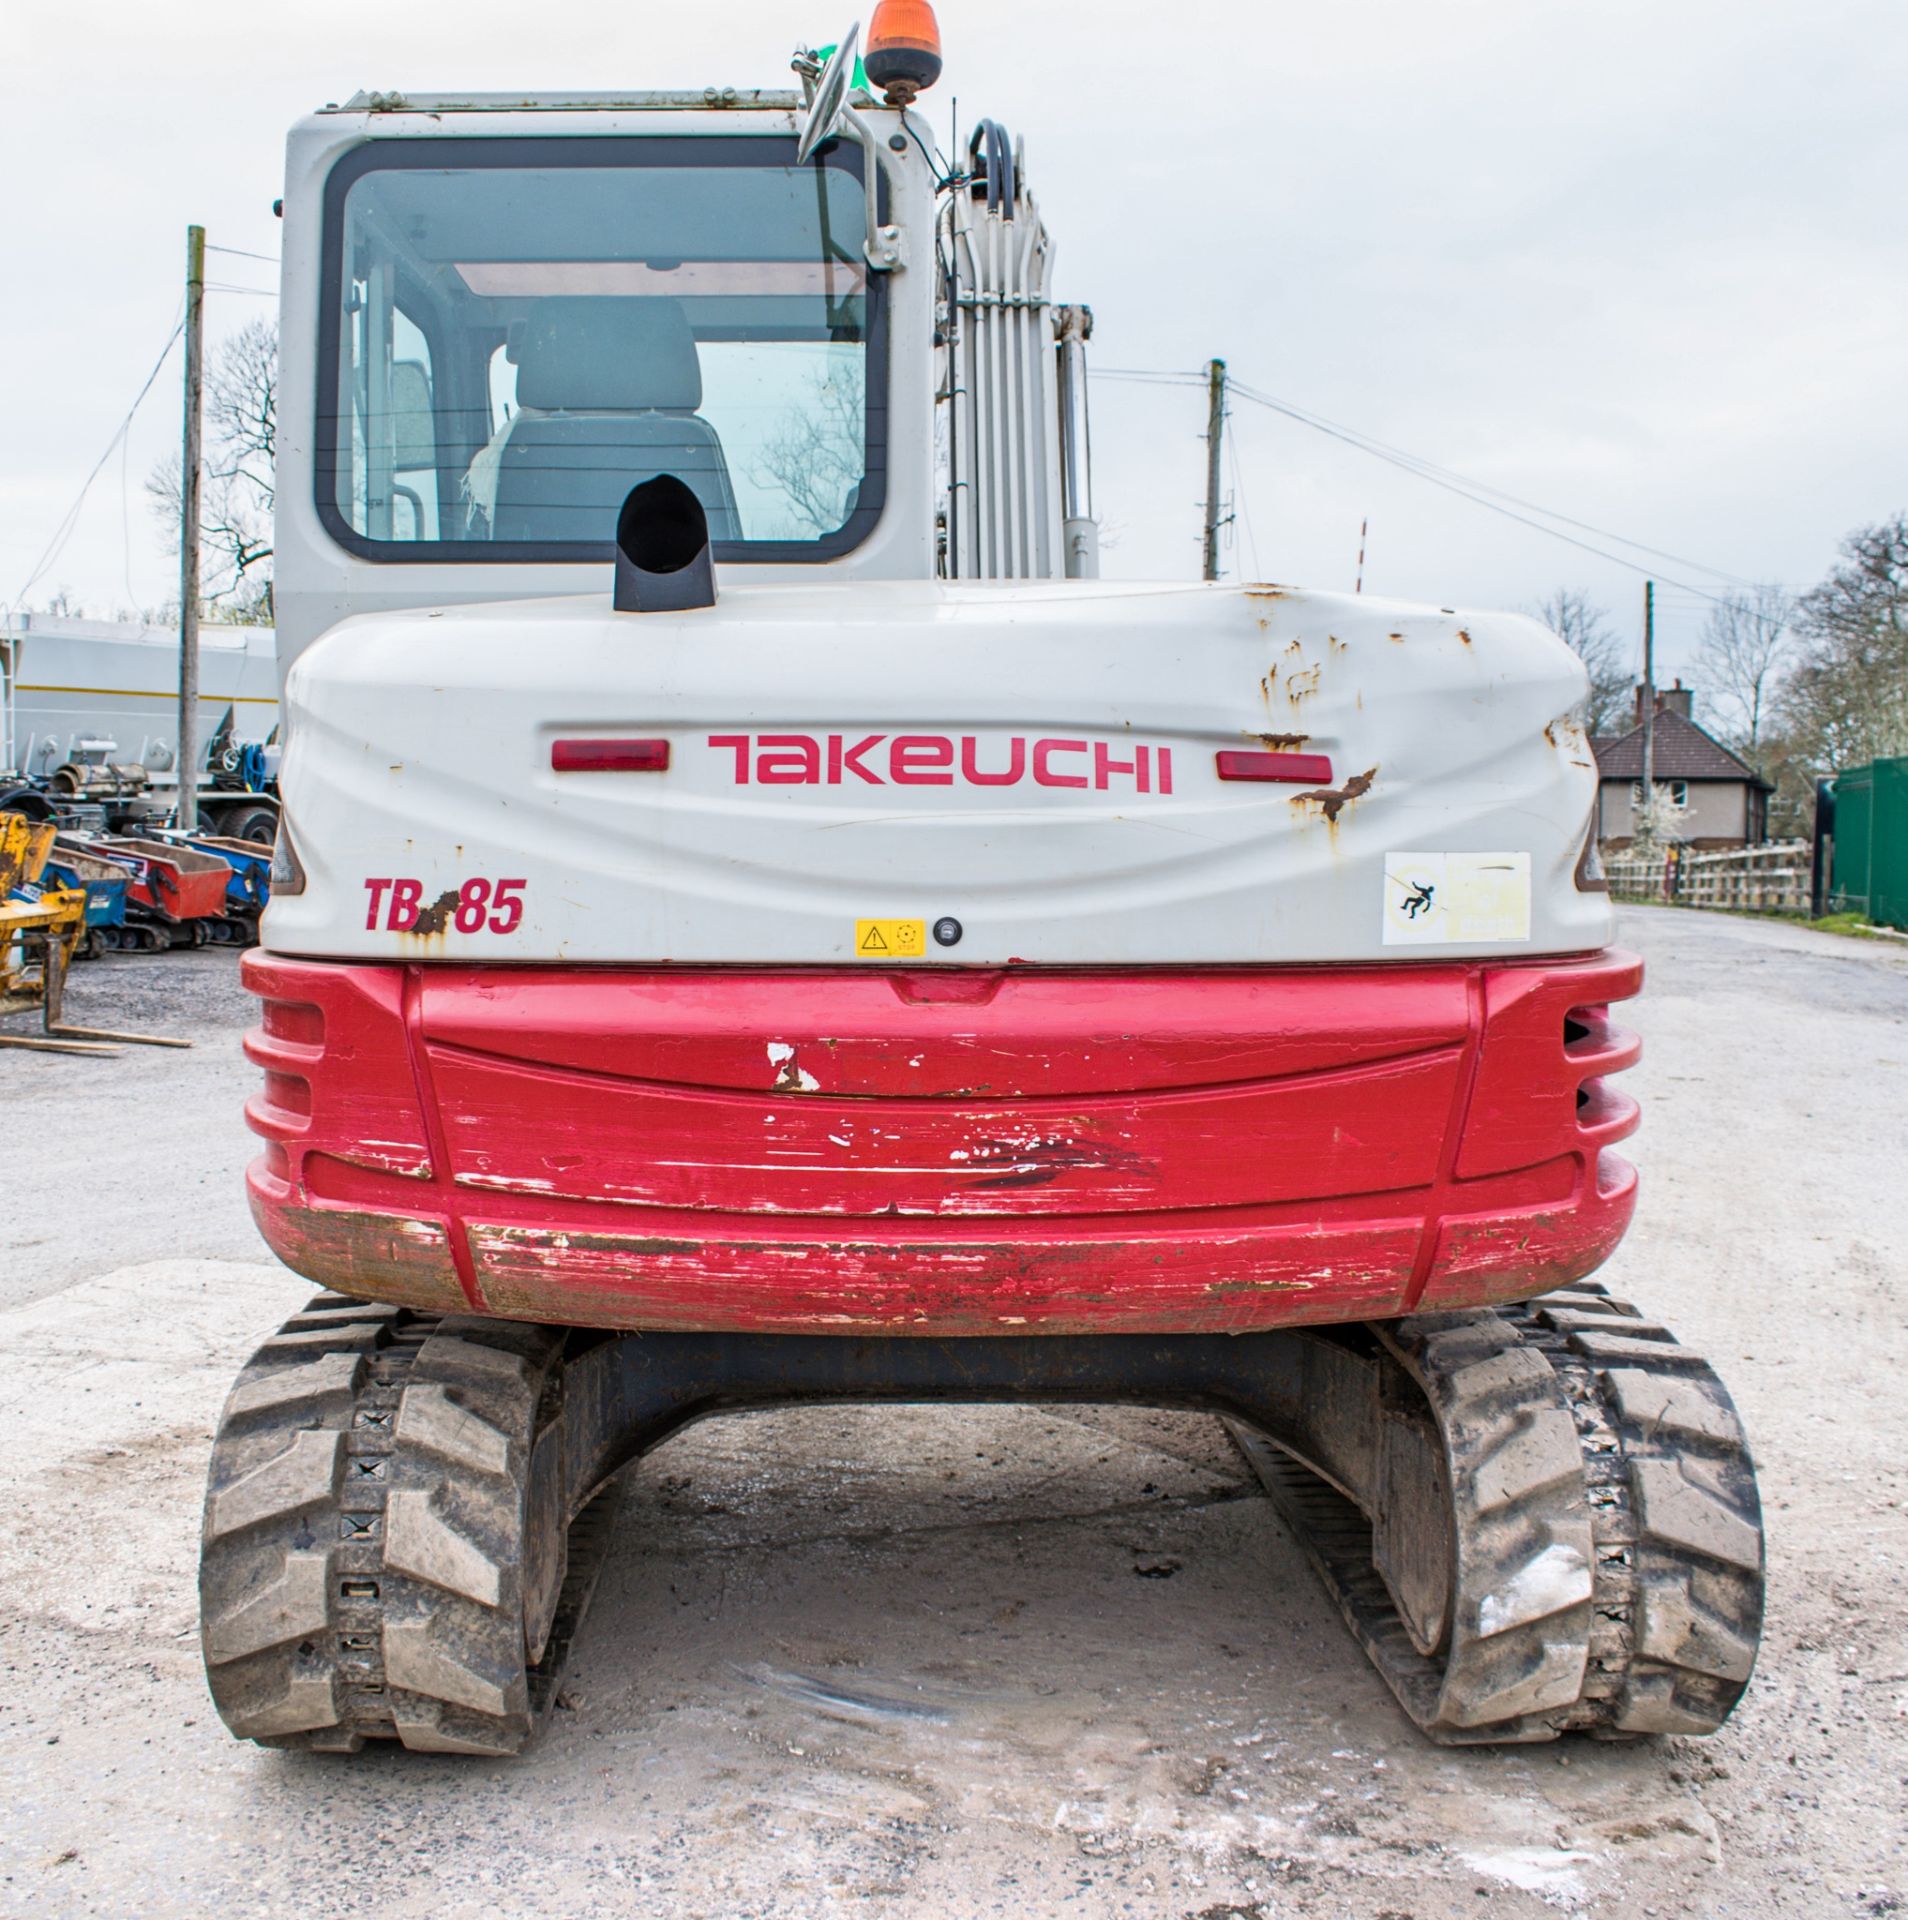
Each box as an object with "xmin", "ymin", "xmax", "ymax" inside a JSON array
[{"xmin": 1830, "ymin": 756, "xmax": 1908, "ymax": 931}]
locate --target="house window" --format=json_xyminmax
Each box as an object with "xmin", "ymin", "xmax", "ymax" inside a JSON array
[{"xmin": 1630, "ymin": 780, "xmax": 1689, "ymax": 809}]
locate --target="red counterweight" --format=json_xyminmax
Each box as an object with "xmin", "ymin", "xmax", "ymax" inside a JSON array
[{"xmin": 240, "ymin": 950, "xmax": 1641, "ymax": 1336}]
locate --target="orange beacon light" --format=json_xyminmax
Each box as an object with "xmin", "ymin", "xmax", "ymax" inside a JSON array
[{"xmin": 864, "ymin": 0, "xmax": 943, "ymax": 105}]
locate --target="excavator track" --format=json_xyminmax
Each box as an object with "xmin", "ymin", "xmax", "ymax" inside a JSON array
[
  {"xmin": 201, "ymin": 1288, "xmax": 1760, "ymax": 1755},
  {"xmin": 199, "ymin": 1295, "xmax": 620, "ymax": 1755},
  {"xmin": 1506, "ymin": 1286, "xmax": 1765, "ymax": 1734},
  {"xmin": 1226, "ymin": 1284, "xmax": 1764, "ymax": 1743}
]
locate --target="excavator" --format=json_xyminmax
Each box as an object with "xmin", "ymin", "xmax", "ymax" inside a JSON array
[{"xmin": 200, "ymin": 5, "xmax": 1764, "ymax": 1754}]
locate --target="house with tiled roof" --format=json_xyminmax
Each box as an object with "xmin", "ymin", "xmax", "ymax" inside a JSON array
[{"xmin": 1592, "ymin": 682, "xmax": 1773, "ymax": 849}]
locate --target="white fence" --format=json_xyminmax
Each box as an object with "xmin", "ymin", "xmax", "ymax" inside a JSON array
[{"xmin": 1606, "ymin": 840, "xmax": 1813, "ymax": 914}]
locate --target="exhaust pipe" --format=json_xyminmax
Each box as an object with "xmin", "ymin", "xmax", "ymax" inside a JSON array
[{"xmin": 613, "ymin": 475, "xmax": 716, "ymax": 614}]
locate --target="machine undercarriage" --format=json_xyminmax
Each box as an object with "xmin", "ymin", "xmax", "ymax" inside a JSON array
[{"xmin": 201, "ymin": 1283, "xmax": 1762, "ymax": 1753}]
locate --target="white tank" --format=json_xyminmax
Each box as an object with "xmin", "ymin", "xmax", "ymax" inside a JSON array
[{"xmin": 2, "ymin": 614, "xmax": 277, "ymax": 778}]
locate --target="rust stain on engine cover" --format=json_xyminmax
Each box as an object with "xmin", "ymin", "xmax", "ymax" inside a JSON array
[
  {"xmin": 1291, "ymin": 766, "xmax": 1377, "ymax": 824},
  {"xmin": 398, "ymin": 890, "xmax": 460, "ymax": 948},
  {"xmin": 1544, "ymin": 717, "xmax": 1596, "ymax": 769}
]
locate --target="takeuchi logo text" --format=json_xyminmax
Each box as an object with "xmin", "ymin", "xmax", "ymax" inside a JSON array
[{"xmin": 706, "ymin": 734, "xmax": 1176, "ymax": 792}]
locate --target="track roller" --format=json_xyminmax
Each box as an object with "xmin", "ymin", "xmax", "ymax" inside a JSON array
[
  {"xmin": 1227, "ymin": 1284, "xmax": 1764, "ymax": 1743},
  {"xmin": 199, "ymin": 1295, "xmax": 619, "ymax": 1754}
]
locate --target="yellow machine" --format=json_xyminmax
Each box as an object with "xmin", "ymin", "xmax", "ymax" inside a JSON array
[{"xmin": 0, "ymin": 813, "xmax": 187, "ymax": 1056}]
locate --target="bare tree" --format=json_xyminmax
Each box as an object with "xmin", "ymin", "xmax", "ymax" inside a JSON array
[
  {"xmin": 1697, "ymin": 584, "xmax": 1792, "ymax": 753},
  {"xmin": 1530, "ymin": 588, "xmax": 1629, "ymax": 735},
  {"xmin": 148, "ymin": 319, "xmax": 277, "ymax": 623},
  {"xmin": 1773, "ymin": 512, "xmax": 1908, "ymax": 777},
  {"xmin": 754, "ymin": 371, "xmax": 863, "ymax": 537}
]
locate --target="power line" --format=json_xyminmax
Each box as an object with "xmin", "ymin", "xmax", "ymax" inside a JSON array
[
  {"xmin": 1233, "ymin": 375, "xmax": 1756, "ymax": 585},
  {"xmin": 10, "ymin": 313, "xmax": 184, "ymax": 614},
  {"xmin": 1225, "ymin": 376, "xmax": 1741, "ymax": 601},
  {"xmin": 1240, "ymin": 382, "xmax": 1726, "ymax": 603},
  {"xmin": 1091, "ymin": 363, "xmax": 1753, "ymax": 601},
  {"xmin": 1095, "ymin": 368, "xmax": 1203, "ymax": 386},
  {"xmin": 207, "ymin": 244, "xmax": 280, "ymax": 266}
]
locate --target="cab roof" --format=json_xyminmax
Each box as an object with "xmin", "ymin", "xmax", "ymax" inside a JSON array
[{"xmin": 322, "ymin": 88, "xmax": 814, "ymax": 116}]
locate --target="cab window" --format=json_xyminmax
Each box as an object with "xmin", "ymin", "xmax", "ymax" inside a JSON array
[{"xmin": 318, "ymin": 137, "xmax": 884, "ymax": 562}]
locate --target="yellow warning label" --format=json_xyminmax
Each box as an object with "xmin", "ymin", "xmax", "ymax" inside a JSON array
[{"xmin": 854, "ymin": 917, "xmax": 926, "ymax": 958}]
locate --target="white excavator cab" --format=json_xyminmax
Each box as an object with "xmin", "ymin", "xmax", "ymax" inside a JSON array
[{"xmin": 272, "ymin": 61, "xmax": 1073, "ymax": 672}]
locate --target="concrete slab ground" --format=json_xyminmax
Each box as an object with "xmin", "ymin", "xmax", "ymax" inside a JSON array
[{"xmin": 1, "ymin": 908, "xmax": 1904, "ymax": 1919}]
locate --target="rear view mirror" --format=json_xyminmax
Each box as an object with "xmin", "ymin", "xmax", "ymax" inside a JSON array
[{"xmin": 795, "ymin": 24, "xmax": 861, "ymax": 167}]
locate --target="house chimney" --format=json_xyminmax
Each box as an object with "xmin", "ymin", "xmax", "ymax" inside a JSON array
[{"xmin": 1633, "ymin": 679, "xmax": 1695, "ymax": 726}]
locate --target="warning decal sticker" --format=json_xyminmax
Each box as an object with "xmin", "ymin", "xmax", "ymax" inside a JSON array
[
  {"xmin": 1383, "ymin": 852, "xmax": 1531, "ymax": 946},
  {"xmin": 854, "ymin": 918, "xmax": 927, "ymax": 958}
]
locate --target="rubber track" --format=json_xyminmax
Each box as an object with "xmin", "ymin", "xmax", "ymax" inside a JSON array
[
  {"xmin": 199, "ymin": 1294, "xmax": 620, "ymax": 1754},
  {"xmin": 1506, "ymin": 1286, "xmax": 1764, "ymax": 1735},
  {"xmin": 1229, "ymin": 1285, "xmax": 1763, "ymax": 1743}
]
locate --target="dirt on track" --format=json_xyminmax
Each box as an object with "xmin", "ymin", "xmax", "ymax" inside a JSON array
[{"xmin": 1, "ymin": 908, "xmax": 1904, "ymax": 1920}]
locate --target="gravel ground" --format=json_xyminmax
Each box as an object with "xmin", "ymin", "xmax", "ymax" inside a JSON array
[
  {"xmin": 1, "ymin": 909, "xmax": 1904, "ymax": 1920},
  {"xmin": 0, "ymin": 948, "xmax": 260, "ymax": 1310}
]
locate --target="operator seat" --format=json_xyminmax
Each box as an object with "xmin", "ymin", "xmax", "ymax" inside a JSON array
[{"xmin": 487, "ymin": 297, "xmax": 741, "ymax": 543}]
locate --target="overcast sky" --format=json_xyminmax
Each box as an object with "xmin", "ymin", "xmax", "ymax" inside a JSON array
[{"xmin": 5, "ymin": 0, "xmax": 1905, "ymax": 695}]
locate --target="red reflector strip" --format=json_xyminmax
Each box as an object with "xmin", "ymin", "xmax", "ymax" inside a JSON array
[
  {"xmin": 1214, "ymin": 750, "xmax": 1334, "ymax": 784},
  {"xmin": 551, "ymin": 738, "xmax": 670, "ymax": 773}
]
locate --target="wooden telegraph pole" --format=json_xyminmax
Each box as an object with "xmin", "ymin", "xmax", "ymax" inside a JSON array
[
  {"xmin": 1201, "ymin": 358, "xmax": 1226, "ymax": 582},
  {"xmin": 1640, "ymin": 579, "xmax": 1656, "ymax": 809},
  {"xmin": 177, "ymin": 224, "xmax": 206, "ymax": 831}
]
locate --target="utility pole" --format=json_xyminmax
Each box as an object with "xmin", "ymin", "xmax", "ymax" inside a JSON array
[
  {"xmin": 177, "ymin": 224, "xmax": 206, "ymax": 831},
  {"xmin": 1201, "ymin": 357, "xmax": 1226, "ymax": 582},
  {"xmin": 1355, "ymin": 518, "xmax": 1368, "ymax": 594},
  {"xmin": 1640, "ymin": 579, "xmax": 1656, "ymax": 814}
]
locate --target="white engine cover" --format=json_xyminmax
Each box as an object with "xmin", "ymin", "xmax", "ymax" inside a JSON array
[{"xmin": 265, "ymin": 579, "xmax": 1610, "ymax": 965}]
